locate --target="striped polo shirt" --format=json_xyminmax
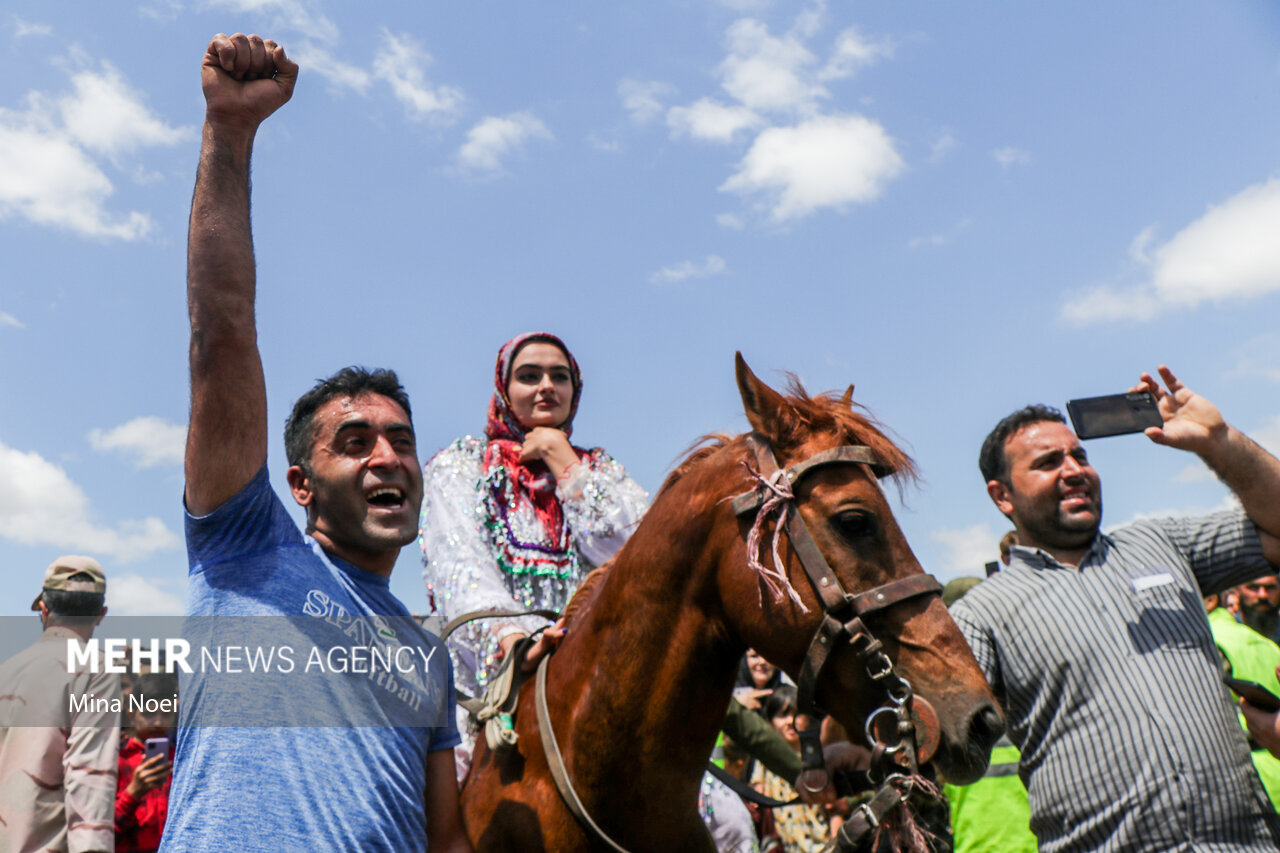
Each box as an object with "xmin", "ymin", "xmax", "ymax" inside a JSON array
[{"xmin": 951, "ymin": 508, "xmax": 1280, "ymax": 852}]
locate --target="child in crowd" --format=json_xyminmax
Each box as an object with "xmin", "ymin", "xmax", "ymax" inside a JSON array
[{"xmin": 115, "ymin": 672, "xmax": 177, "ymax": 853}]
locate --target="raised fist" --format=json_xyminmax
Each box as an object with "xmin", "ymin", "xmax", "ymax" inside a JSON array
[{"xmin": 202, "ymin": 33, "xmax": 298, "ymax": 130}]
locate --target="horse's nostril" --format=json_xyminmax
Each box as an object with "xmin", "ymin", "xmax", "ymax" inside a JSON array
[{"xmin": 970, "ymin": 704, "xmax": 1005, "ymax": 754}]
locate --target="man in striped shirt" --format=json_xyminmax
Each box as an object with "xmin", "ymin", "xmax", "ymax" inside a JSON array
[{"xmin": 951, "ymin": 366, "xmax": 1280, "ymax": 852}]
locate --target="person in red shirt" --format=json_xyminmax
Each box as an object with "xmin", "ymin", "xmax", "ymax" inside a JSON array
[{"xmin": 115, "ymin": 673, "xmax": 176, "ymax": 853}]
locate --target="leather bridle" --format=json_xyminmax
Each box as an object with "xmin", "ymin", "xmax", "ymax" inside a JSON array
[{"xmin": 731, "ymin": 433, "xmax": 944, "ymax": 849}]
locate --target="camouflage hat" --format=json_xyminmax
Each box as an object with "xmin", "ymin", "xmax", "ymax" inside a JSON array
[
  {"xmin": 31, "ymin": 555, "xmax": 106, "ymax": 610},
  {"xmin": 942, "ymin": 576, "xmax": 982, "ymax": 608}
]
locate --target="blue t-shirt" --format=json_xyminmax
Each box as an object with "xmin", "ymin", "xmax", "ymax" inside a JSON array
[{"xmin": 161, "ymin": 466, "xmax": 460, "ymax": 853}]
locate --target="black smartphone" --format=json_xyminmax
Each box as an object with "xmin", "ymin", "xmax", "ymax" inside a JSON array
[
  {"xmin": 1065, "ymin": 391, "xmax": 1162, "ymax": 440},
  {"xmin": 1224, "ymin": 676, "xmax": 1280, "ymax": 712}
]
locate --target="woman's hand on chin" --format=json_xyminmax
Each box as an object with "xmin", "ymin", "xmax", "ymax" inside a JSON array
[{"xmin": 518, "ymin": 427, "xmax": 580, "ymax": 482}]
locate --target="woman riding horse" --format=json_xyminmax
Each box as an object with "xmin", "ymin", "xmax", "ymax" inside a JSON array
[{"xmin": 420, "ymin": 332, "xmax": 649, "ymax": 774}]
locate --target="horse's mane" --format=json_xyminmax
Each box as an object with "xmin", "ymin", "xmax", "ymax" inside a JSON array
[
  {"xmin": 659, "ymin": 378, "xmax": 917, "ymax": 498},
  {"xmin": 562, "ymin": 563, "xmax": 610, "ymax": 629},
  {"xmin": 773, "ymin": 375, "xmax": 918, "ymax": 487}
]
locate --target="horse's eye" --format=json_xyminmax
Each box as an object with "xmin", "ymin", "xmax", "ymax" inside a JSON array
[{"xmin": 833, "ymin": 510, "xmax": 877, "ymax": 541}]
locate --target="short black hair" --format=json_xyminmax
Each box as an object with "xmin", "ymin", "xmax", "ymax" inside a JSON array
[
  {"xmin": 284, "ymin": 367, "xmax": 413, "ymax": 472},
  {"xmin": 42, "ymin": 576, "xmax": 105, "ymax": 625},
  {"xmin": 978, "ymin": 405, "xmax": 1067, "ymax": 483}
]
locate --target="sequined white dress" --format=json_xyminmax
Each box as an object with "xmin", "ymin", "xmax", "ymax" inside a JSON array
[{"xmin": 420, "ymin": 436, "xmax": 650, "ymax": 700}]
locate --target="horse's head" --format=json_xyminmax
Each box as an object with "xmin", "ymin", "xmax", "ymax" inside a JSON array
[{"xmin": 720, "ymin": 355, "xmax": 1003, "ymax": 784}]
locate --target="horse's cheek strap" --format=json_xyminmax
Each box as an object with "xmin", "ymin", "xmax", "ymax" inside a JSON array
[{"xmin": 784, "ymin": 507, "xmax": 849, "ymax": 613}]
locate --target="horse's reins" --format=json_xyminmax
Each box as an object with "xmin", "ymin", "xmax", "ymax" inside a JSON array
[{"xmin": 731, "ymin": 433, "xmax": 943, "ymax": 851}]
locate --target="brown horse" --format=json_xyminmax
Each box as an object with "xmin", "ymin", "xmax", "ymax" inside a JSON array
[{"xmin": 461, "ymin": 356, "xmax": 1003, "ymax": 851}]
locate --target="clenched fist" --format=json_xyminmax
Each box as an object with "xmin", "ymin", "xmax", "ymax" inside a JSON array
[{"xmin": 202, "ymin": 33, "xmax": 298, "ymax": 131}]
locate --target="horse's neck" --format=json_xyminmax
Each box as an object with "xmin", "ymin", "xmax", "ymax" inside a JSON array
[{"xmin": 553, "ymin": 473, "xmax": 739, "ymax": 784}]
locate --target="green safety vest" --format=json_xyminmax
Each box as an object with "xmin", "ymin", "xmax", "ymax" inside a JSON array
[
  {"xmin": 1208, "ymin": 607, "xmax": 1280, "ymax": 812},
  {"xmin": 943, "ymin": 738, "xmax": 1037, "ymax": 853}
]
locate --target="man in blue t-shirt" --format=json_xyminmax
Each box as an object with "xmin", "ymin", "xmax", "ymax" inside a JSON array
[{"xmin": 161, "ymin": 33, "xmax": 471, "ymax": 853}]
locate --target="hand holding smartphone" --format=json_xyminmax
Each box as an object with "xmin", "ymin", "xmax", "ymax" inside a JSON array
[{"xmin": 1224, "ymin": 676, "xmax": 1280, "ymax": 712}]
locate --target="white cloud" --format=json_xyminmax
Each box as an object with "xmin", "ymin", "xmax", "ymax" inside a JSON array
[
  {"xmin": 138, "ymin": 0, "xmax": 183, "ymax": 23},
  {"xmin": 715, "ymin": 0, "xmax": 772, "ymax": 11},
  {"xmin": 667, "ymin": 98, "xmax": 762, "ymax": 143},
  {"xmin": 819, "ymin": 26, "xmax": 891, "ymax": 81},
  {"xmin": 456, "ymin": 112, "xmax": 552, "ymax": 175},
  {"xmin": 717, "ymin": 18, "xmax": 825, "ymax": 114},
  {"xmin": 717, "ymin": 212, "xmax": 745, "ymax": 229},
  {"xmin": 1173, "ymin": 462, "xmax": 1215, "ymax": 485},
  {"xmin": 930, "ymin": 523, "xmax": 1001, "ymax": 575},
  {"xmin": 588, "ymin": 134, "xmax": 621, "ymax": 153},
  {"xmin": 650, "ymin": 254, "xmax": 728, "ymax": 284},
  {"xmin": 109, "ymin": 573, "xmax": 187, "ymax": 615},
  {"xmin": 0, "ymin": 440, "xmax": 180, "ymax": 562},
  {"xmin": 291, "ymin": 42, "xmax": 371, "ymax": 93},
  {"xmin": 1232, "ymin": 337, "xmax": 1280, "ymax": 385},
  {"xmin": 372, "ymin": 30, "xmax": 463, "ymax": 122},
  {"xmin": 13, "ymin": 18, "xmax": 52, "ymax": 38},
  {"xmin": 909, "ymin": 233, "xmax": 949, "ymax": 250},
  {"xmin": 908, "ymin": 218, "xmax": 970, "ymax": 250},
  {"xmin": 88, "ymin": 417, "xmax": 186, "ymax": 469},
  {"xmin": 929, "ymin": 130, "xmax": 957, "ymax": 164},
  {"xmin": 720, "ymin": 113, "xmax": 904, "ymax": 221},
  {"xmin": 0, "ymin": 312, "xmax": 23, "ymax": 329},
  {"xmin": 203, "ymin": 0, "xmax": 339, "ymax": 44},
  {"xmin": 657, "ymin": 9, "xmax": 899, "ymax": 224},
  {"xmin": 619, "ymin": 79, "xmax": 675, "ymax": 125},
  {"xmin": 1060, "ymin": 282, "xmax": 1160, "ymax": 324},
  {"xmin": 0, "ymin": 56, "xmax": 188, "ymax": 240},
  {"xmin": 0, "ymin": 117, "xmax": 153, "ymax": 240},
  {"xmin": 51, "ymin": 62, "xmax": 189, "ymax": 158},
  {"xmin": 1062, "ymin": 178, "xmax": 1280, "ymax": 324},
  {"xmin": 992, "ymin": 146, "xmax": 1030, "ymax": 168}
]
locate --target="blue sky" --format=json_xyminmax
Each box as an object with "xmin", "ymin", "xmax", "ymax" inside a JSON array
[{"xmin": 2, "ymin": 1, "xmax": 1280, "ymax": 618}]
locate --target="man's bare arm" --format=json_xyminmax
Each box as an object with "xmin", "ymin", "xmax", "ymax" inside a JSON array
[
  {"xmin": 1136, "ymin": 365, "xmax": 1280, "ymax": 564},
  {"xmin": 424, "ymin": 749, "xmax": 473, "ymax": 853},
  {"xmin": 186, "ymin": 33, "xmax": 297, "ymax": 516}
]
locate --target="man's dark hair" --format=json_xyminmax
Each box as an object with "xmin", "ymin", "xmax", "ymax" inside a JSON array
[
  {"xmin": 284, "ymin": 366, "xmax": 413, "ymax": 472},
  {"xmin": 978, "ymin": 405, "xmax": 1067, "ymax": 483},
  {"xmin": 41, "ymin": 574, "xmax": 105, "ymax": 625}
]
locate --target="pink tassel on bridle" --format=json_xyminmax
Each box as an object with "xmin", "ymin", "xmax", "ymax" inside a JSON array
[{"xmin": 741, "ymin": 461, "xmax": 809, "ymax": 612}]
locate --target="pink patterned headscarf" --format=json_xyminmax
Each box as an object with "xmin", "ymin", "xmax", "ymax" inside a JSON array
[
  {"xmin": 484, "ymin": 332, "xmax": 583, "ymax": 442},
  {"xmin": 481, "ymin": 333, "xmax": 586, "ymax": 548}
]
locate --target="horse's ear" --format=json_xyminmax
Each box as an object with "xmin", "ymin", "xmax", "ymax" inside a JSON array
[
  {"xmin": 736, "ymin": 352, "xmax": 790, "ymax": 439},
  {"xmin": 839, "ymin": 384, "xmax": 854, "ymax": 408}
]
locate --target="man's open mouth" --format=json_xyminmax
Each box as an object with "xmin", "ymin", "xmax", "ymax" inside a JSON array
[{"xmin": 366, "ymin": 487, "xmax": 405, "ymax": 508}]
